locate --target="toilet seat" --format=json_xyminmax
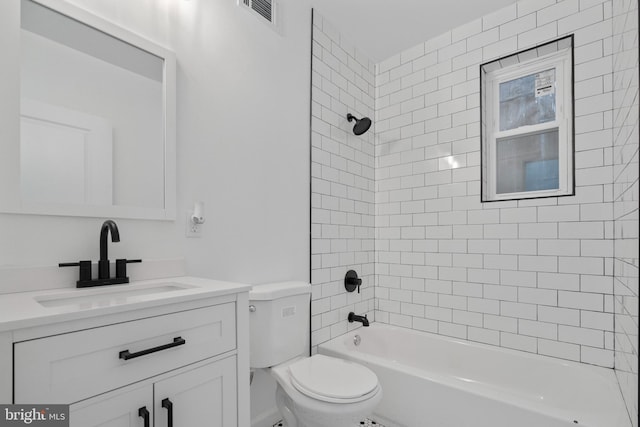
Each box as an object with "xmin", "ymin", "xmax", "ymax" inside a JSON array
[{"xmin": 288, "ymin": 354, "xmax": 379, "ymax": 404}]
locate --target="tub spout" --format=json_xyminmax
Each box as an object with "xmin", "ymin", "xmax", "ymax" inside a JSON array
[{"xmin": 348, "ymin": 312, "xmax": 369, "ymax": 327}]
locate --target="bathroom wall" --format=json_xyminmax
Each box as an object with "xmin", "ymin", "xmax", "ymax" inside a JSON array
[
  {"xmin": 0, "ymin": 0, "xmax": 310, "ymax": 288},
  {"xmin": 310, "ymin": 12, "xmax": 376, "ymax": 348},
  {"xmin": 612, "ymin": 0, "xmax": 639, "ymax": 423},
  {"xmin": 374, "ymin": 0, "xmax": 618, "ymax": 368},
  {"xmin": 0, "ymin": 1, "xmax": 312, "ymax": 424}
]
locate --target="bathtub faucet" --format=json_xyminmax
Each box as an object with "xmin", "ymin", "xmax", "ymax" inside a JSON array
[{"xmin": 348, "ymin": 312, "xmax": 369, "ymax": 327}]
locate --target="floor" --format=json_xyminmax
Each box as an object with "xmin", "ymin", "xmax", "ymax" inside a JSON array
[{"xmin": 273, "ymin": 419, "xmax": 386, "ymax": 427}]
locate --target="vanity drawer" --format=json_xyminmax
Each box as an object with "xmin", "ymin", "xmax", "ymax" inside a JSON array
[{"xmin": 14, "ymin": 303, "xmax": 236, "ymax": 404}]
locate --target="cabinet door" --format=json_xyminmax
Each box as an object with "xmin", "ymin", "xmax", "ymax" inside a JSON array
[
  {"xmin": 70, "ymin": 383, "xmax": 152, "ymax": 427},
  {"xmin": 154, "ymin": 356, "xmax": 237, "ymax": 427}
]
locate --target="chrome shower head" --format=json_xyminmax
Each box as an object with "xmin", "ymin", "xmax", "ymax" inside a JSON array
[{"xmin": 347, "ymin": 113, "xmax": 372, "ymax": 136}]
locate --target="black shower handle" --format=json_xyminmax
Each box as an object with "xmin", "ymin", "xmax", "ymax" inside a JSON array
[{"xmin": 345, "ymin": 270, "xmax": 362, "ymax": 293}]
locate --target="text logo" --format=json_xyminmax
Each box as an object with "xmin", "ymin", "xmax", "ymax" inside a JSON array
[{"xmin": 0, "ymin": 405, "xmax": 68, "ymax": 427}]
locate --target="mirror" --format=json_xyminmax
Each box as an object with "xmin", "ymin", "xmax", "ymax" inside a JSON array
[{"xmin": 6, "ymin": 0, "xmax": 175, "ymax": 220}]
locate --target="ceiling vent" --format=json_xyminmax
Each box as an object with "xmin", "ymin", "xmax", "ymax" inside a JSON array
[{"xmin": 242, "ymin": 0, "xmax": 275, "ymax": 25}]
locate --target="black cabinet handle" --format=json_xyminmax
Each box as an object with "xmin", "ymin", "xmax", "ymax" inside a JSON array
[
  {"xmin": 119, "ymin": 337, "xmax": 186, "ymax": 361},
  {"xmin": 138, "ymin": 407, "xmax": 150, "ymax": 427},
  {"xmin": 162, "ymin": 398, "xmax": 173, "ymax": 427}
]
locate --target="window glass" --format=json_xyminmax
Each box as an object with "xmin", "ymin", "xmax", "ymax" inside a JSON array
[
  {"xmin": 524, "ymin": 159, "xmax": 559, "ymax": 191},
  {"xmin": 499, "ymin": 69, "xmax": 556, "ymax": 131},
  {"xmin": 496, "ymin": 129, "xmax": 559, "ymax": 194}
]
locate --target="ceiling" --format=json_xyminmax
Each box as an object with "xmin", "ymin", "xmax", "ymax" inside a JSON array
[{"xmin": 311, "ymin": 0, "xmax": 520, "ymax": 63}]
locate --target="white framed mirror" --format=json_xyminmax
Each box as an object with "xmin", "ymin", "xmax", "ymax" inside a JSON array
[{"xmin": 0, "ymin": 0, "xmax": 176, "ymax": 220}]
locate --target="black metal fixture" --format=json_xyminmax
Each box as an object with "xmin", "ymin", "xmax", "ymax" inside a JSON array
[
  {"xmin": 59, "ymin": 219, "xmax": 141, "ymax": 288},
  {"xmin": 138, "ymin": 407, "xmax": 150, "ymax": 427},
  {"xmin": 116, "ymin": 258, "xmax": 142, "ymax": 280},
  {"xmin": 347, "ymin": 113, "xmax": 372, "ymax": 136},
  {"xmin": 119, "ymin": 337, "xmax": 186, "ymax": 360},
  {"xmin": 348, "ymin": 312, "xmax": 369, "ymax": 327},
  {"xmin": 162, "ymin": 398, "xmax": 174, "ymax": 427},
  {"xmin": 99, "ymin": 219, "xmax": 120, "ymax": 279},
  {"xmin": 344, "ymin": 270, "xmax": 362, "ymax": 293},
  {"xmin": 58, "ymin": 260, "xmax": 92, "ymax": 283}
]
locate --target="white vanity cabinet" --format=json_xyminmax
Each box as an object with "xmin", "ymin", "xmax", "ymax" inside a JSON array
[
  {"xmin": 152, "ymin": 356, "xmax": 237, "ymax": 427},
  {"xmin": 1, "ymin": 278, "xmax": 250, "ymax": 427},
  {"xmin": 70, "ymin": 383, "xmax": 152, "ymax": 427},
  {"xmin": 70, "ymin": 356, "xmax": 237, "ymax": 427}
]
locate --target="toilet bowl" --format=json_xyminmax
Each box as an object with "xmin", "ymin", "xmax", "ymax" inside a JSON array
[
  {"xmin": 249, "ymin": 282, "xmax": 382, "ymax": 427},
  {"xmin": 270, "ymin": 355, "xmax": 382, "ymax": 427}
]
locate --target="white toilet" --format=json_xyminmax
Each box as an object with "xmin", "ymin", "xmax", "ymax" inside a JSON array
[{"xmin": 249, "ymin": 282, "xmax": 382, "ymax": 427}]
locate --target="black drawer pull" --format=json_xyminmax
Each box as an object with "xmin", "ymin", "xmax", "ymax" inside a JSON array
[
  {"xmin": 138, "ymin": 406, "xmax": 150, "ymax": 427},
  {"xmin": 119, "ymin": 337, "xmax": 186, "ymax": 360},
  {"xmin": 162, "ymin": 398, "xmax": 173, "ymax": 427}
]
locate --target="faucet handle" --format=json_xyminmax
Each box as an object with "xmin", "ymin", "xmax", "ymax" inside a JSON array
[
  {"xmin": 59, "ymin": 260, "xmax": 92, "ymax": 283},
  {"xmin": 344, "ymin": 270, "xmax": 362, "ymax": 293},
  {"xmin": 115, "ymin": 259, "xmax": 142, "ymax": 279}
]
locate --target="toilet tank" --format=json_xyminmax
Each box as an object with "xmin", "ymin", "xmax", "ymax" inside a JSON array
[{"xmin": 249, "ymin": 281, "xmax": 311, "ymax": 368}]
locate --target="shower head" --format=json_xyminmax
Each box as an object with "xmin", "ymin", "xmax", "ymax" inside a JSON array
[{"xmin": 347, "ymin": 113, "xmax": 372, "ymax": 136}]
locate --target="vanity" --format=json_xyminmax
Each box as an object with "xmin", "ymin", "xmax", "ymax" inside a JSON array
[{"xmin": 0, "ymin": 277, "xmax": 251, "ymax": 427}]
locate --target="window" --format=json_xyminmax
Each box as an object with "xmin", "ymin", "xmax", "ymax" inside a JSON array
[{"xmin": 481, "ymin": 36, "xmax": 574, "ymax": 202}]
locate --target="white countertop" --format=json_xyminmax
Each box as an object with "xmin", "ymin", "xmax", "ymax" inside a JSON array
[{"xmin": 0, "ymin": 276, "xmax": 251, "ymax": 332}]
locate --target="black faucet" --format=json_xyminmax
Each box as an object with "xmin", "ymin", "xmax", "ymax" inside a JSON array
[
  {"xmin": 59, "ymin": 219, "xmax": 141, "ymax": 288},
  {"xmin": 348, "ymin": 312, "xmax": 369, "ymax": 327},
  {"xmin": 99, "ymin": 220, "xmax": 120, "ymax": 279}
]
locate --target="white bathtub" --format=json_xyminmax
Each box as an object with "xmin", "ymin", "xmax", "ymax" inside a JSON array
[{"xmin": 318, "ymin": 323, "xmax": 631, "ymax": 427}]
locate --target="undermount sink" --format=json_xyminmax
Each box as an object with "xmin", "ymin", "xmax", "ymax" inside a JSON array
[{"xmin": 35, "ymin": 283, "xmax": 195, "ymax": 309}]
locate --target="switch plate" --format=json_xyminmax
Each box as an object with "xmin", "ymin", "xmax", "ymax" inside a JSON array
[{"xmin": 185, "ymin": 211, "xmax": 202, "ymax": 238}]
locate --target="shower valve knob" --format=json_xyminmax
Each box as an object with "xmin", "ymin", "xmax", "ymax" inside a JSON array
[{"xmin": 344, "ymin": 270, "xmax": 362, "ymax": 293}]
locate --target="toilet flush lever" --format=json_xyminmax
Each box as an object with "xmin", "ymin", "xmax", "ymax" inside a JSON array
[
  {"xmin": 344, "ymin": 270, "xmax": 362, "ymax": 293},
  {"xmin": 249, "ymin": 305, "xmax": 256, "ymax": 312}
]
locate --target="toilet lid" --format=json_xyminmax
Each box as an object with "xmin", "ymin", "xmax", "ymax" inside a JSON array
[{"xmin": 288, "ymin": 354, "xmax": 378, "ymax": 402}]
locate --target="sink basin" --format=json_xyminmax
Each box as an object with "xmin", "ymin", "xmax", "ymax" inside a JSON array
[{"xmin": 35, "ymin": 283, "xmax": 195, "ymax": 309}]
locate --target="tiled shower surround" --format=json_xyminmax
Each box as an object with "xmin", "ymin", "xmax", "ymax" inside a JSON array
[
  {"xmin": 374, "ymin": 0, "xmax": 617, "ymax": 367},
  {"xmin": 311, "ymin": 0, "xmax": 638, "ymax": 421},
  {"xmin": 612, "ymin": 0, "xmax": 639, "ymax": 423},
  {"xmin": 310, "ymin": 12, "xmax": 376, "ymax": 346}
]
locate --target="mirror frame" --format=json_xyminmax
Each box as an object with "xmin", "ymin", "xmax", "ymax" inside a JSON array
[{"xmin": 1, "ymin": 0, "xmax": 176, "ymax": 220}]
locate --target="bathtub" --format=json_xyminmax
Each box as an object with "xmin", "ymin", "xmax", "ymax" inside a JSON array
[{"xmin": 318, "ymin": 323, "xmax": 631, "ymax": 427}]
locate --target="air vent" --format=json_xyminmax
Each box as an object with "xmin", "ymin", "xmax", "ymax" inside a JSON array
[{"xmin": 242, "ymin": 0, "xmax": 275, "ymax": 24}]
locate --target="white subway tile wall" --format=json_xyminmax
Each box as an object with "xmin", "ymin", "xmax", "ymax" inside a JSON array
[
  {"xmin": 311, "ymin": 12, "xmax": 376, "ymax": 350},
  {"xmin": 311, "ymin": 4, "xmax": 637, "ymax": 423},
  {"xmin": 612, "ymin": 0, "xmax": 639, "ymax": 424},
  {"xmin": 374, "ymin": 0, "xmax": 618, "ymax": 368}
]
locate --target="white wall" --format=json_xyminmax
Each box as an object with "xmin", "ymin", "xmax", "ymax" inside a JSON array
[
  {"xmin": 0, "ymin": 0, "xmax": 312, "ymax": 423},
  {"xmin": 310, "ymin": 12, "xmax": 376, "ymax": 349},
  {"xmin": 173, "ymin": 0, "xmax": 311, "ymax": 286},
  {"xmin": 374, "ymin": 0, "xmax": 617, "ymax": 368},
  {"xmin": 612, "ymin": 0, "xmax": 639, "ymax": 423},
  {"xmin": 0, "ymin": 0, "xmax": 310, "ymax": 287}
]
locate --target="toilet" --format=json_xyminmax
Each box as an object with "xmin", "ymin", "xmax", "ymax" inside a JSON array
[{"xmin": 249, "ymin": 282, "xmax": 382, "ymax": 427}]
